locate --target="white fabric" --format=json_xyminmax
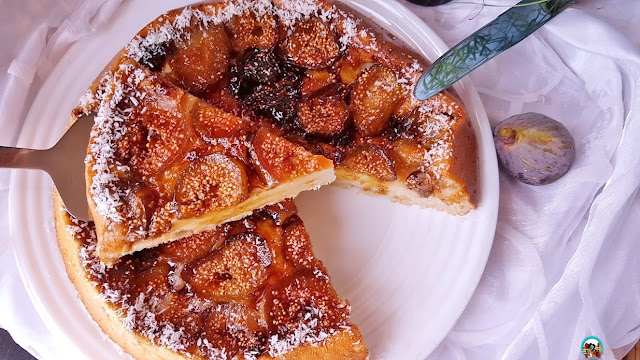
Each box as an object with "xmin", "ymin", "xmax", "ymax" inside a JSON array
[{"xmin": 1, "ymin": 0, "xmax": 639, "ymax": 359}]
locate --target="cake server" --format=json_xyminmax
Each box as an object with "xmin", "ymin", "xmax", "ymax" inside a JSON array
[
  {"xmin": 0, "ymin": 114, "xmax": 94, "ymax": 220},
  {"xmin": 414, "ymin": 0, "xmax": 577, "ymax": 100}
]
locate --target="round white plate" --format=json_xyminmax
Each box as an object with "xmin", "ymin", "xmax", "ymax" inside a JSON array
[{"xmin": 9, "ymin": 0, "xmax": 498, "ymax": 359}]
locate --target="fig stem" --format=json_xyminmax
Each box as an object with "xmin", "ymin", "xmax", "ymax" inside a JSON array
[{"xmin": 498, "ymin": 127, "xmax": 520, "ymax": 145}]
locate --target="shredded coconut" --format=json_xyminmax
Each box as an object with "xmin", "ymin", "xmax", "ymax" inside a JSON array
[
  {"xmin": 87, "ymin": 63, "xmax": 148, "ymax": 225},
  {"xmin": 267, "ymin": 306, "xmax": 349, "ymax": 357}
]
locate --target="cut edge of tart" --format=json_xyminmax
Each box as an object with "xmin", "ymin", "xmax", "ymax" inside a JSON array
[{"xmin": 54, "ymin": 192, "xmax": 369, "ymax": 360}]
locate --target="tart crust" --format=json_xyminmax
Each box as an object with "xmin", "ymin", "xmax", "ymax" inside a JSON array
[{"xmin": 55, "ymin": 192, "xmax": 368, "ymax": 360}]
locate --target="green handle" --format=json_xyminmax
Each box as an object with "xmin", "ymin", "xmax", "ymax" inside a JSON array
[{"xmin": 414, "ymin": 0, "xmax": 577, "ymax": 100}]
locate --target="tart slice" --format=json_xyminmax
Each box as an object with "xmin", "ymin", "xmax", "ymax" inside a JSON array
[
  {"xmin": 55, "ymin": 195, "xmax": 368, "ymax": 359},
  {"xmin": 82, "ymin": 59, "xmax": 334, "ymax": 266}
]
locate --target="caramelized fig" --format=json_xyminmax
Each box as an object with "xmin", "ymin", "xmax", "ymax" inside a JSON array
[
  {"xmin": 250, "ymin": 129, "xmax": 325, "ymax": 185},
  {"xmin": 160, "ymin": 231, "xmax": 219, "ymax": 264},
  {"xmin": 282, "ymin": 220, "xmax": 315, "ymax": 268},
  {"xmin": 404, "ymin": 107, "xmax": 452, "ymax": 145},
  {"xmin": 175, "ymin": 154, "xmax": 249, "ymax": 219},
  {"xmin": 343, "ymin": 145, "xmax": 396, "ymax": 181},
  {"xmin": 284, "ymin": 17, "xmax": 340, "ymax": 69},
  {"xmin": 201, "ymin": 302, "xmax": 265, "ymax": 357},
  {"xmin": 186, "ymin": 233, "xmax": 271, "ymax": 299},
  {"xmin": 352, "ymin": 65, "xmax": 402, "ymax": 136},
  {"xmin": 192, "ymin": 102, "xmax": 248, "ymax": 140},
  {"xmin": 164, "ymin": 25, "xmax": 230, "ymax": 93},
  {"xmin": 120, "ymin": 96, "xmax": 190, "ymax": 177},
  {"xmin": 388, "ymin": 138, "xmax": 426, "ymax": 180},
  {"xmin": 297, "ymin": 94, "xmax": 349, "ymax": 137},
  {"xmin": 265, "ymin": 270, "xmax": 349, "ymax": 333},
  {"xmin": 227, "ymin": 11, "xmax": 279, "ymax": 53},
  {"xmin": 233, "ymin": 50, "xmax": 302, "ymax": 125}
]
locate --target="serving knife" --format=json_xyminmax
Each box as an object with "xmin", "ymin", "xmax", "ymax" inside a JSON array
[{"xmin": 414, "ymin": 0, "xmax": 577, "ymax": 100}]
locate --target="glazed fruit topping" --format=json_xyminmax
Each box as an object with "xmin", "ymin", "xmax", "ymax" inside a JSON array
[
  {"xmin": 265, "ymin": 270, "xmax": 350, "ymax": 333},
  {"xmin": 351, "ymin": 65, "xmax": 403, "ymax": 136},
  {"xmin": 231, "ymin": 50, "xmax": 302, "ymax": 126},
  {"xmin": 297, "ymin": 89, "xmax": 349, "ymax": 137},
  {"xmin": 284, "ymin": 17, "xmax": 340, "ymax": 69},
  {"xmin": 118, "ymin": 87, "xmax": 190, "ymax": 178},
  {"xmin": 185, "ymin": 233, "xmax": 271, "ymax": 299},
  {"xmin": 343, "ymin": 145, "xmax": 396, "ymax": 181},
  {"xmin": 191, "ymin": 101, "xmax": 248, "ymax": 140},
  {"xmin": 164, "ymin": 25, "xmax": 230, "ymax": 94},
  {"xmin": 72, "ymin": 199, "xmax": 353, "ymax": 360},
  {"xmin": 175, "ymin": 154, "xmax": 249, "ymax": 219},
  {"xmin": 227, "ymin": 10, "xmax": 279, "ymax": 53},
  {"xmin": 250, "ymin": 129, "xmax": 325, "ymax": 185}
]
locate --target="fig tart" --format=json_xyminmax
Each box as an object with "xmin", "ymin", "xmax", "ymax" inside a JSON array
[{"xmin": 54, "ymin": 0, "xmax": 480, "ymax": 359}]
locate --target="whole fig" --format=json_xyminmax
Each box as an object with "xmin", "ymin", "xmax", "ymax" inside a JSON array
[{"xmin": 494, "ymin": 112, "xmax": 575, "ymax": 185}]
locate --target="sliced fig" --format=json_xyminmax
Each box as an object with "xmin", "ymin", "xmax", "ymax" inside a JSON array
[
  {"xmin": 343, "ymin": 145, "xmax": 396, "ymax": 181},
  {"xmin": 131, "ymin": 259, "xmax": 172, "ymax": 295},
  {"xmin": 160, "ymin": 231, "xmax": 220, "ymax": 264},
  {"xmin": 297, "ymin": 94, "xmax": 349, "ymax": 137},
  {"xmin": 352, "ymin": 65, "xmax": 402, "ymax": 136},
  {"xmin": 186, "ymin": 233, "xmax": 272, "ymax": 300},
  {"xmin": 404, "ymin": 106, "xmax": 453, "ymax": 145},
  {"xmin": 175, "ymin": 154, "xmax": 249, "ymax": 219},
  {"xmin": 154, "ymin": 292, "xmax": 204, "ymax": 344},
  {"xmin": 201, "ymin": 302, "xmax": 266, "ymax": 357},
  {"xmin": 388, "ymin": 138, "xmax": 426, "ymax": 180},
  {"xmin": 233, "ymin": 50, "xmax": 302, "ymax": 126},
  {"xmin": 284, "ymin": 17, "xmax": 340, "ymax": 69},
  {"xmin": 164, "ymin": 24, "xmax": 230, "ymax": 93},
  {"xmin": 337, "ymin": 48, "xmax": 373, "ymax": 84},
  {"xmin": 250, "ymin": 129, "xmax": 327, "ymax": 186},
  {"xmin": 264, "ymin": 270, "xmax": 349, "ymax": 333},
  {"xmin": 227, "ymin": 11, "xmax": 279, "ymax": 53},
  {"xmin": 119, "ymin": 93, "xmax": 190, "ymax": 177},
  {"xmin": 191, "ymin": 102, "xmax": 248, "ymax": 140},
  {"xmin": 282, "ymin": 220, "xmax": 315, "ymax": 268},
  {"xmin": 121, "ymin": 184, "xmax": 158, "ymax": 237}
]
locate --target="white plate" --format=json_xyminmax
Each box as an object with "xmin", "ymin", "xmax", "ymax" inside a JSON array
[{"xmin": 9, "ymin": 0, "xmax": 498, "ymax": 359}]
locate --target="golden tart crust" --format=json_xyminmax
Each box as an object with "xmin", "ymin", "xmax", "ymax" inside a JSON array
[{"xmin": 55, "ymin": 193, "xmax": 368, "ymax": 360}]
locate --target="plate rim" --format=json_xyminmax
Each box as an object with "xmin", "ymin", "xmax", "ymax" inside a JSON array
[{"xmin": 8, "ymin": 0, "xmax": 498, "ymax": 359}]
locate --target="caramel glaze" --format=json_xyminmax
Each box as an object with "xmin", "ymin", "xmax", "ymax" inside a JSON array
[
  {"xmin": 131, "ymin": 0, "xmax": 477, "ymax": 206},
  {"xmin": 84, "ymin": 61, "xmax": 331, "ymax": 247},
  {"xmin": 85, "ymin": 0, "xmax": 477, "ymax": 248},
  {"xmin": 68, "ymin": 199, "xmax": 352, "ymax": 359}
]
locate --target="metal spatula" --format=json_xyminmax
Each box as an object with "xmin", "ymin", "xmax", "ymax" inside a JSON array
[{"xmin": 0, "ymin": 114, "xmax": 94, "ymax": 220}]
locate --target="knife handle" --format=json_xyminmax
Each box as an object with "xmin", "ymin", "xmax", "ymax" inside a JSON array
[{"xmin": 415, "ymin": 0, "xmax": 577, "ymax": 100}]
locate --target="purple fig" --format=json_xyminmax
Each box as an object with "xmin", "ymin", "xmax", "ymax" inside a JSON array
[{"xmin": 494, "ymin": 112, "xmax": 575, "ymax": 185}]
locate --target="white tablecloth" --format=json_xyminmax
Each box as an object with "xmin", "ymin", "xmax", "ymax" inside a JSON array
[{"xmin": 1, "ymin": 0, "xmax": 639, "ymax": 359}]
